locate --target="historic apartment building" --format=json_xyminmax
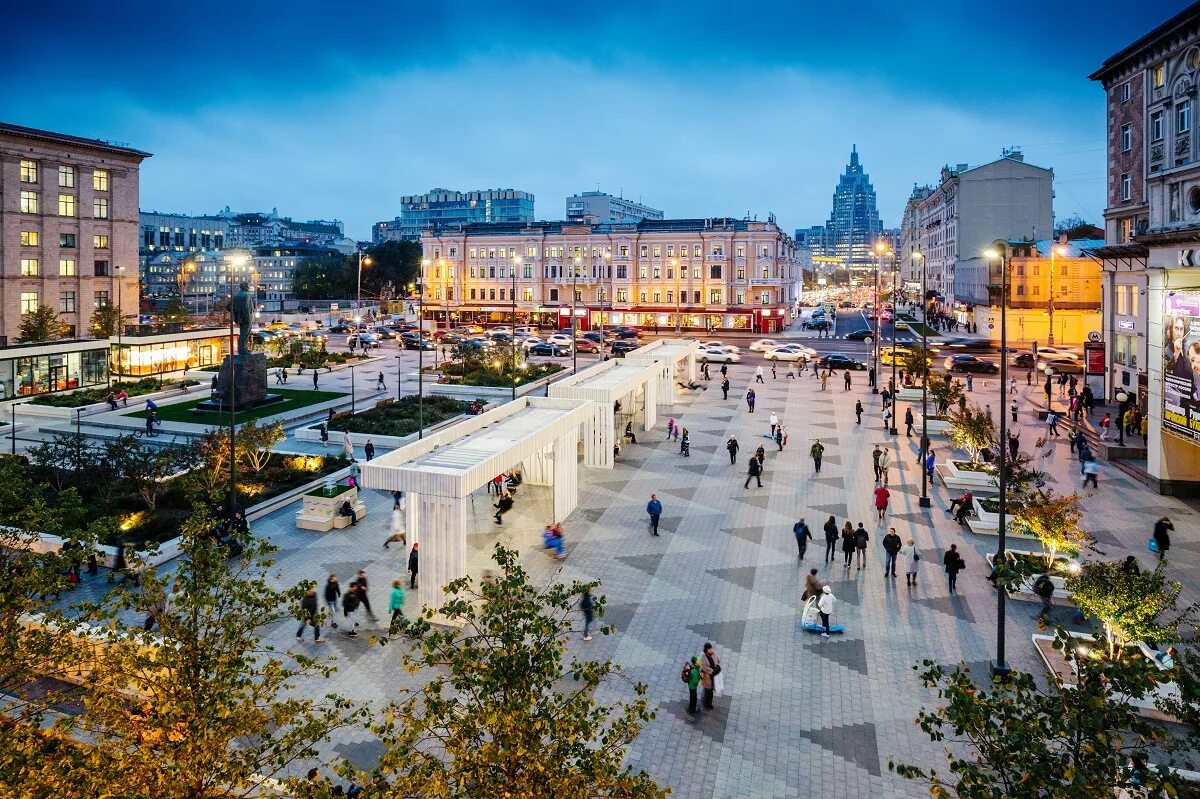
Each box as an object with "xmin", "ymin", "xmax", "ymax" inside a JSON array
[
  {"xmin": 0, "ymin": 122, "xmax": 148, "ymax": 343},
  {"xmin": 420, "ymin": 218, "xmax": 800, "ymax": 333}
]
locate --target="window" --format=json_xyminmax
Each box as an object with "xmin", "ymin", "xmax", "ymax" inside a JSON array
[
  {"xmin": 617, "ymin": 265, "xmax": 627, "ymax": 279},
  {"xmin": 639, "ymin": 266, "xmax": 648, "ymax": 279},
  {"xmin": 639, "ymin": 291, "xmax": 647, "ymax": 303},
  {"xmin": 693, "ymin": 267, "xmax": 700, "ymax": 279},
  {"xmin": 1060, "ymin": 265, "xmax": 1067, "ymax": 277},
  {"xmin": 709, "ymin": 289, "xmax": 722, "ymax": 304},
  {"xmin": 712, "ymin": 244, "xmax": 724, "ymax": 256},
  {"xmin": 1119, "ymin": 217, "xmax": 1134, "ymax": 243},
  {"xmin": 1015, "ymin": 263, "xmax": 1025, "ymax": 277},
  {"xmin": 657, "ymin": 292, "xmax": 665, "ymax": 303},
  {"xmin": 1154, "ymin": 64, "xmax": 1166, "ymax": 88},
  {"xmin": 1152, "ymin": 111, "xmax": 1165, "ymax": 141},
  {"xmin": 20, "ymin": 258, "xmax": 39, "ymax": 276},
  {"xmin": 20, "ymin": 160, "xmax": 38, "ymax": 183},
  {"xmin": 693, "ymin": 290, "xmax": 701, "ymax": 304},
  {"xmin": 639, "ymin": 245, "xmax": 648, "ymax": 257},
  {"xmin": 58, "ymin": 166, "xmax": 76, "ymax": 188},
  {"xmin": 736, "ymin": 244, "xmax": 745, "ymax": 258},
  {"xmin": 1117, "ymin": 285, "xmax": 1129, "ymax": 314},
  {"xmin": 1181, "ymin": 100, "xmax": 1193, "ymax": 134},
  {"xmin": 522, "ymin": 287, "xmax": 533, "ymax": 302},
  {"xmin": 59, "ymin": 233, "xmax": 76, "ymax": 248},
  {"xmin": 759, "ymin": 291, "xmax": 770, "ymax": 304},
  {"xmin": 616, "ymin": 289, "xmax": 628, "ymax": 302},
  {"xmin": 737, "ymin": 267, "xmax": 745, "ymax": 280},
  {"xmin": 1115, "ymin": 334, "xmax": 1129, "ymax": 365},
  {"xmin": 574, "ymin": 289, "xmax": 582, "ymax": 302},
  {"xmin": 761, "ymin": 245, "xmax": 770, "ymax": 257},
  {"xmin": 694, "ymin": 245, "xmax": 702, "ymax": 256},
  {"xmin": 710, "ymin": 265, "xmax": 722, "ymax": 279},
  {"xmin": 1121, "ymin": 123, "xmax": 1133, "ymax": 152},
  {"xmin": 666, "ymin": 245, "xmax": 674, "ymax": 256},
  {"xmin": 498, "ymin": 289, "xmax": 505, "ymax": 301},
  {"xmin": 735, "ymin": 290, "xmax": 745, "ymax": 305},
  {"xmin": 94, "ymin": 234, "xmax": 109, "ymax": 249},
  {"xmin": 1121, "ymin": 173, "xmax": 1132, "ymax": 200},
  {"xmin": 1132, "ymin": 288, "xmax": 1140, "ymax": 316},
  {"xmin": 20, "ymin": 293, "xmax": 40, "ymax": 314},
  {"xmin": 59, "ymin": 259, "xmax": 76, "ymax": 276},
  {"xmin": 469, "ymin": 289, "xmax": 477, "ymax": 300},
  {"xmin": 20, "ymin": 191, "xmax": 38, "ymax": 214},
  {"xmin": 58, "ymin": 194, "xmax": 76, "ymax": 217},
  {"xmin": 549, "ymin": 289, "xmax": 559, "ymax": 302},
  {"xmin": 1032, "ymin": 285, "xmax": 1041, "ymax": 296},
  {"xmin": 20, "ymin": 231, "xmax": 39, "ymax": 246},
  {"xmin": 652, "ymin": 245, "xmax": 661, "ymax": 257},
  {"xmin": 93, "ymin": 197, "xmax": 108, "ymax": 219},
  {"xmin": 93, "ymin": 169, "xmax": 109, "ymax": 191},
  {"xmin": 1016, "ymin": 285, "xmax": 1026, "ymax": 296},
  {"xmin": 1122, "ymin": 82, "xmax": 1131, "ymax": 102},
  {"xmin": 94, "ymin": 260, "xmax": 109, "ymax": 276},
  {"xmin": 761, "ymin": 266, "xmax": 770, "ymax": 279},
  {"xmin": 94, "ymin": 290, "xmax": 110, "ymax": 308},
  {"xmin": 59, "ymin": 291, "xmax": 76, "ymax": 313},
  {"xmin": 489, "ymin": 289, "xmax": 496, "ymax": 300},
  {"xmin": 523, "ymin": 265, "xmax": 532, "ymax": 279},
  {"xmin": 449, "ymin": 247, "xmax": 457, "ymax": 257},
  {"xmin": 1032, "ymin": 264, "xmax": 1040, "ymax": 276},
  {"xmin": 619, "ymin": 245, "xmax": 629, "ymax": 256}
]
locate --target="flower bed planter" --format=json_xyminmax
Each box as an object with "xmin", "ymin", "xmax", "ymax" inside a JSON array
[
  {"xmin": 1033, "ymin": 632, "xmax": 1182, "ymax": 720},
  {"xmin": 966, "ymin": 496, "xmax": 1035, "ymax": 537},
  {"xmin": 939, "ymin": 459, "xmax": 999, "ymax": 492},
  {"xmin": 428, "ymin": 371, "xmax": 561, "ymax": 400},
  {"xmin": 895, "ymin": 387, "xmax": 925, "ymax": 402},
  {"xmin": 913, "ymin": 412, "xmax": 951, "ymax": 434},
  {"xmin": 986, "ymin": 549, "xmax": 1078, "ymax": 599}
]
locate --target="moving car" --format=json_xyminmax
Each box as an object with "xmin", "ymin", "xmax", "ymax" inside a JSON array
[
  {"xmin": 573, "ymin": 339, "xmax": 600, "ymax": 353},
  {"xmin": 402, "ymin": 337, "xmax": 434, "ymax": 351},
  {"xmin": 347, "ymin": 334, "xmax": 380, "ymax": 349},
  {"xmin": 521, "ymin": 336, "xmax": 545, "ymax": 351},
  {"xmin": 816, "ymin": 354, "xmax": 867, "ymax": 370},
  {"xmin": 328, "ymin": 323, "xmax": 353, "ymax": 334},
  {"xmin": 929, "ymin": 337, "xmax": 995, "ymax": 353},
  {"xmin": 801, "ymin": 318, "xmax": 831, "ymax": 331},
  {"xmin": 1031, "ymin": 346, "xmax": 1080, "ymax": 360},
  {"xmin": 528, "ymin": 342, "xmax": 570, "ymax": 357},
  {"xmin": 944, "ymin": 354, "xmax": 999, "ymax": 374},
  {"xmin": 879, "ymin": 346, "xmax": 931, "ymax": 367},
  {"xmin": 697, "ymin": 347, "xmax": 741, "ymax": 363},
  {"xmin": 1036, "ymin": 357, "xmax": 1084, "ymax": 375},
  {"xmin": 764, "ymin": 345, "xmax": 816, "ymax": 361},
  {"xmin": 612, "ymin": 326, "xmax": 642, "ymax": 339},
  {"xmin": 700, "ymin": 340, "xmax": 740, "ymax": 352},
  {"xmin": 581, "ymin": 330, "xmax": 615, "ymax": 344},
  {"xmin": 610, "ymin": 340, "xmax": 641, "ymax": 356},
  {"xmin": 843, "ymin": 328, "xmax": 875, "ymax": 341},
  {"xmin": 749, "ymin": 338, "xmax": 782, "ymax": 352},
  {"xmin": 546, "ymin": 333, "xmax": 574, "ymax": 347}
]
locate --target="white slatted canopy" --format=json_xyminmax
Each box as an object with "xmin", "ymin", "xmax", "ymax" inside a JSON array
[
  {"xmin": 549, "ymin": 359, "xmax": 661, "ymax": 468},
  {"xmin": 623, "ymin": 338, "xmax": 701, "ymax": 405}
]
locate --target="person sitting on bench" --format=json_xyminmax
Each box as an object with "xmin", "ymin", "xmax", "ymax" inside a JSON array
[
  {"xmin": 338, "ymin": 500, "xmax": 358, "ymax": 526},
  {"xmin": 948, "ymin": 490, "xmax": 975, "ymax": 523},
  {"xmin": 624, "ymin": 421, "xmax": 638, "ymax": 444}
]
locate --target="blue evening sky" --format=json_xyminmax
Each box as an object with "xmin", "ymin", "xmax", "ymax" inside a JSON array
[{"xmin": 1, "ymin": 0, "xmax": 1187, "ymax": 239}]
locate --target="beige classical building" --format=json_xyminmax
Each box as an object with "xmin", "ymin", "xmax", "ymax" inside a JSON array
[
  {"xmin": 0, "ymin": 122, "xmax": 148, "ymax": 343},
  {"xmin": 421, "ymin": 218, "xmax": 800, "ymax": 333}
]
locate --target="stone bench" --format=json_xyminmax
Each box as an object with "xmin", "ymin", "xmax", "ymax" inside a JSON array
[{"xmin": 294, "ymin": 485, "xmax": 368, "ymax": 532}]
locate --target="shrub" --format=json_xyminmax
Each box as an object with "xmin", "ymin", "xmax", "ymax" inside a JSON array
[{"xmin": 327, "ymin": 395, "xmax": 472, "ymax": 437}]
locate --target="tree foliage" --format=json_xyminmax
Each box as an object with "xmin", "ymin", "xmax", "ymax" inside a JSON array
[
  {"xmin": 342, "ymin": 545, "xmax": 667, "ymax": 799},
  {"xmin": 161, "ymin": 297, "xmax": 188, "ymax": 322},
  {"xmin": 237, "ymin": 419, "xmax": 285, "ymax": 474},
  {"xmin": 290, "ymin": 241, "xmax": 422, "ymax": 301},
  {"xmin": 90, "ymin": 302, "xmax": 121, "ymax": 338},
  {"xmin": 890, "ymin": 639, "xmax": 1184, "ymax": 798},
  {"xmin": 927, "ymin": 372, "xmax": 965, "ymax": 415},
  {"xmin": 1067, "ymin": 561, "xmax": 1193, "ymax": 659},
  {"xmin": 1011, "ymin": 490, "xmax": 1089, "ymax": 572},
  {"xmin": 946, "ymin": 403, "xmax": 994, "ymax": 463},
  {"xmin": 292, "ymin": 256, "xmax": 350, "ymax": 300},
  {"xmin": 18, "ymin": 305, "xmax": 67, "ymax": 343}
]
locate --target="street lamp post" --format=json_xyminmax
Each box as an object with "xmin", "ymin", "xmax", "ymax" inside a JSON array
[
  {"xmin": 889, "ymin": 249, "xmax": 899, "ymax": 434},
  {"xmin": 511, "ymin": 255, "xmax": 520, "ymax": 402},
  {"xmin": 985, "ymin": 247, "xmax": 1011, "ymax": 677},
  {"xmin": 572, "ymin": 256, "xmax": 581, "ymax": 374},
  {"xmin": 1048, "ymin": 244, "xmax": 1066, "ymax": 346},
  {"xmin": 417, "ymin": 263, "xmax": 428, "ymax": 439},
  {"xmin": 672, "ymin": 257, "xmax": 681, "ymax": 335},
  {"xmin": 1116, "ymin": 389, "xmax": 1130, "ymax": 446},
  {"xmin": 225, "ymin": 254, "xmax": 247, "ymax": 527},
  {"xmin": 915, "ymin": 250, "xmax": 931, "ymax": 508},
  {"xmin": 113, "ymin": 265, "xmax": 126, "ymax": 386},
  {"xmin": 355, "ymin": 251, "xmax": 373, "ymax": 324},
  {"xmin": 872, "ymin": 242, "xmax": 887, "ymax": 394}
]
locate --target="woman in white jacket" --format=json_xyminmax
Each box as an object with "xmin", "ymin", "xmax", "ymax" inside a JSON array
[
  {"xmin": 901, "ymin": 538, "xmax": 921, "ymax": 586},
  {"xmin": 877, "ymin": 448, "xmax": 891, "ymax": 486},
  {"xmin": 817, "ymin": 586, "xmax": 836, "ymax": 638}
]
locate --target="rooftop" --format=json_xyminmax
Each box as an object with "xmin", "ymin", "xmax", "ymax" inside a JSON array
[
  {"xmin": 1089, "ymin": 2, "xmax": 1200, "ymax": 82},
  {"xmin": 0, "ymin": 121, "xmax": 152, "ymax": 159}
]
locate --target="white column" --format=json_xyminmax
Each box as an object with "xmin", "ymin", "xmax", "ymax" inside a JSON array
[
  {"xmin": 661, "ymin": 362, "xmax": 676, "ymax": 406},
  {"xmin": 552, "ymin": 430, "xmax": 579, "ymax": 522},
  {"xmin": 408, "ymin": 492, "xmax": 466, "ymax": 623},
  {"xmin": 583, "ymin": 402, "xmax": 612, "ymax": 469},
  {"xmin": 686, "ymin": 353, "xmax": 697, "ymax": 382},
  {"xmin": 525, "ymin": 443, "xmax": 554, "ymax": 485},
  {"xmin": 643, "ymin": 377, "xmax": 658, "ymax": 430}
]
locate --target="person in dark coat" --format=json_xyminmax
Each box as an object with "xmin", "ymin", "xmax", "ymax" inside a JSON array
[
  {"xmin": 1153, "ymin": 517, "xmax": 1173, "ymax": 561},
  {"xmin": 726, "ymin": 436, "xmax": 739, "ymax": 464},
  {"xmin": 407, "ymin": 543, "xmax": 419, "ymax": 589},
  {"xmin": 904, "ymin": 407, "xmax": 914, "ymax": 437},
  {"xmin": 882, "ymin": 528, "xmax": 902, "ymax": 578},
  {"xmin": 793, "ymin": 518, "xmax": 813, "ymax": 559},
  {"xmin": 943, "ymin": 544, "xmax": 965, "ymax": 592},
  {"xmin": 853, "ymin": 523, "xmax": 870, "ymax": 570},
  {"xmin": 840, "ymin": 522, "xmax": 856, "ymax": 568},
  {"xmin": 823, "ymin": 516, "xmax": 839, "ymax": 563},
  {"xmin": 296, "ymin": 588, "xmax": 323, "ymax": 642},
  {"xmin": 744, "ymin": 456, "xmax": 762, "ymax": 489}
]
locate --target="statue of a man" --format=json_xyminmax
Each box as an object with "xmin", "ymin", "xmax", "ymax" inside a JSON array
[{"xmin": 230, "ymin": 282, "xmax": 255, "ymax": 355}]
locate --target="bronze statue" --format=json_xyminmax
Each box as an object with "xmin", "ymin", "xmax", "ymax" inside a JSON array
[{"xmin": 230, "ymin": 282, "xmax": 254, "ymax": 355}]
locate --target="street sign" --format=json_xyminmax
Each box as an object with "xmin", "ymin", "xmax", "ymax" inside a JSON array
[
  {"xmin": 1088, "ymin": 331, "xmax": 1102, "ymax": 343},
  {"xmin": 988, "ymin": 323, "xmax": 995, "ymax": 330}
]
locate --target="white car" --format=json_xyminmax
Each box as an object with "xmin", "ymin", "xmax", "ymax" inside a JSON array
[
  {"xmin": 764, "ymin": 345, "xmax": 816, "ymax": 361},
  {"xmin": 698, "ymin": 347, "xmax": 741, "ymax": 363},
  {"xmin": 700, "ymin": 340, "xmax": 741, "ymax": 352},
  {"xmin": 749, "ymin": 338, "xmax": 782, "ymax": 352},
  {"xmin": 546, "ymin": 333, "xmax": 574, "ymax": 347},
  {"xmin": 1032, "ymin": 346, "xmax": 1080, "ymax": 360},
  {"xmin": 521, "ymin": 336, "xmax": 544, "ymax": 350}
]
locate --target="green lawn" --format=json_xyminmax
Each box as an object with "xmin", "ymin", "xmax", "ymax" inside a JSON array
[{"xmin": 127, "ymin": 388, "xmax": 345, "ymax": 424}]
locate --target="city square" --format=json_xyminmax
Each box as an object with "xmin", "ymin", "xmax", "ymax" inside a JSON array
[{"xmin": 5, "ymin": 2, "xmax": 1200, "ymax": 798}]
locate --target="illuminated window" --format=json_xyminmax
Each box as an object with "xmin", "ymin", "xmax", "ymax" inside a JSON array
[
  {"xmin": 693, "ymin": 267, "xmax": 700, "ymax": 279},
  {"xmin": 469, "ymin": 248, "xmax": 477, "ymax": 258},
  {"xmin": 639, "ymin": 245, "xmax": 648, "ymax": 257},
  {"xmin": 93, "ymin": 169, "xmax": 109, "ymax": 191},
  {"xmin": 1121, "ymin": 173, "xmax": 1132, "ymax": 201},
  {"xmin": 638, "ymin": 292, "xmax": 646, "ymax": 302},
  {"xmin": 759, "ymin": 291, "xmax": 770, "ymax": 304},
  {"xmin": 58, "ymin": 194, "xmax": 76, "ymax": 217},
  {"xmin": 709, "ymin": 290, "xmax": 722, "ymax": 304},
  {"xmin": 59, "ymin": 259, "xmax": 77, "ymax": 276},
  {"xmin": 522, "ymin": 287, "xmax": 533, "ymax": 302},
  {"xmin": 737, "ymin": 267, "xmax": 745, "ymax": 280},
  {"xmin": 94, "ymin": 234, "xmax": 109, "ymax": 249},
  {"xmin": 60, "ymin": 291, "xmax": 76, "ymax": 313},
  {"xmin": 1153, "ymin": 64, "xmax": 1166, "ymax": 88},
  {"xmin": 20, "ymin": 258, "xmax": 39, "ymax": 276},
  {"xmin": 20, "ymin": 231, "xmax": 39, "ymax": 246},
  {"xmin": 639, "ymin": 266, "xmax": 647, "ymax": 279},
  {"xmin": 653, "ymin": 245, "xmax": 661, "ymax": 257},
  {"xmin": 616, "ymin": 289, "xmax": 628, "ymax": 302},
  {"xmin": 94, "ymin": 290, "xmax": 110, "ymax": 308},
  {"xmin": 58, "ymin": 166, "xmax": 76, "ymax": 188},
  {"xmin": 20, "ymin": 292, "xmax": 39, "ymax": 314},
  {"xmin": 666, "ymin": 245, "xmax": 674, "ymax": 257},
  {"xmin": 619, "ymin": 245, "xmax": 629, "ymax": 256},
  {"xmin": 693, "ymin": 245, "xmax": 701, "ymax": 256},
  {"xmin": 20, "ymin": 160, "xmax": 39, "ymax": 183},
  {"xmin": 93, "ymin": 197, "xmax": 109, "ymax": 219},
  {"xmin": 736, "ymin": 244, "xmax": 745, "ymax": 257},
  {"xmin": 20, "ymin": 191, "xmax": 39, "ymax": 214}
]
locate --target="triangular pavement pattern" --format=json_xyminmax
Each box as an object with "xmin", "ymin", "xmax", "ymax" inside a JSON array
[
  {"xmin": 686, "ymin": 618, "xmax": 749, "ymax": 653},
  {"xmin": 676, "ymin": 464, "xmax": 712, "ymax": 477},
  {"xmin": 803, "ymin": 636, "xmax": 869, "ymax": 676},
  {"xmin": 808, "ymin": 502, "xmax": 849, "ymax": 519},
  {"xmin": 813, "ymin": 476, "xmax": 845, "ymax": 489},
  {"xmin": 914, "ymin": 594, "xmax": 976, "ymax": 623},
  {"xmin": 797, "ymin": 721, "xmax": 882, "ymax": 777},
  {"xmin": 571, "ymin": 507, "xmax": 607, "ymax": 524},
  {"xmin": 661, "ymin": 486, "xmax": 699, "ymax": 502},
  {"xmin": 615, "ymin": 553, "xmax": 664, "ymax": 578},
  {"xmin": 663, "ymin": 698, "xmax": 730, "ymax": 744},
  {"xmin": 706, "ymin": 565, "xmax": 757, "ymax": 592},
  {"xmin": 594, "ymin": 601, "xmax": 639, "ymax": 635},
  {"xmin": 735, "ymin": 494, "xmax": 772, "ymax": 510},
  {"xmin": 724, "ymin": 525, "xmax": 764, "ymax": 546},
  {"xmin": 891, "ymin": 511, "xmax": 937, "ymax": 527}
]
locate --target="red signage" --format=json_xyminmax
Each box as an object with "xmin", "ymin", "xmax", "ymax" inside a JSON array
[{"xmin": 1084, "ymin": 342, "xmax": 1105, "ymax": 375}]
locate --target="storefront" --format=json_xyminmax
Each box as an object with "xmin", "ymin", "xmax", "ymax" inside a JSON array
[
  {"xmin": 574, "ymin": 307, "xmax": 788, "ymax": 333},
  {"xmin": 0, "ymin": 339, "xmax": 108, "ymax": 400},
  {"xmin": 111, "ymin": 327, "xmax": 228, "ymax": 377}
]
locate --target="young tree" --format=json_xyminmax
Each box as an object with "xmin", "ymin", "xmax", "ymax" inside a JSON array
[
  {"xmin": 237, "ymin": 419, "xmax": 285, "ymax": 474},
  {"xmin": 186, "ymin": 429, "xmax": 234, "ymax": 497},
  {"xmin": 59, "ymin": 506, "xmax": 361, "ymax": 799},
  {"xmin": 901, "ymin": 349, "xmax": 930, "ymax": 384},
  {"xmin": 347, "ymin": 546, "xmax": 666, "ymax": 799},
  {"xmin": 946, "ymin": 403, "xmax": 995, "ymax": 463},
  {"xmin": 17, "ymin": 305, "xmax": 67, "ymax": 343},
  {"xmin": 90, "ymin": 302, "xmax": 122, "ymax": 338},
  {"xmin": 1011, "ymin": 489, "xmax": 1089, "ymax": 572},
  {"xmin": 364, "ymin": 240, "xmax": 422, "ymax": 299},
  {"xmin": 27, "ymin": 431, "xmax": 94, "ymax": 492},
  {"xmin": 891, "ymin": 640, "xmax": 1183, "ymax": 798},
  {"xmin": 161, "ymin": 297, "xmax": 188, "ymax": 322},
  {"xmin": 1068, "ymin": 561, "xmax": 1194, "ymax": 660},
  {"xmin": 122, "ymin": 440, "xmax": 195, "ymax": 511},
  {"xmin": 927, "ymin": 372, "xmax": 965, "ymax": 415}
]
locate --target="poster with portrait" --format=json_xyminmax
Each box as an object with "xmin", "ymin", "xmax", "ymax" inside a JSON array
[{"xmin": 1163, "ymin": 293, "xmax": 1200, "ymax": 443}]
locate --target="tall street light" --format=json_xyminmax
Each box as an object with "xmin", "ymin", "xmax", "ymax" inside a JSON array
[
  {"xmin": 572, "ymin": 255, "xmax": 581, "ymax": 374},
  {"xmin": 417, "ymin": 261, "xmax": 429, "ymax": 438},
  {"xmin": 1048, "ymin": 243, "xmax": 1067, "ymax": 346},
  {"xmin": 671, "ymin": 257, "xmax": 680, "ymax": 335},
  {"xmin": 511, "ymin": 255, "xmax": 520, "ymax": 402},
  {"xmin": 115, "ymin": 265, "xmax": 126, "ymax": 384},
  {"xmin": 225, "ymin": 253, "xmax": 247, "ymax": 527},
  {"xmin": 872, "ymin": 241, "xmax": 887, "ymax": 394},
  {"xmin": 985, "ymin": 247, "xmax": 1011, "ymax": 677},
  {"xmin": 355, "ymin": 251, "xmax": 373, "ymax": 325},
  {"xmin": 914, "ymin": 250, "xmax": 931, "ymax": 508},
  {"xmin": 886, "ymin": 247, "xmax": 899, "ymax": 433}
]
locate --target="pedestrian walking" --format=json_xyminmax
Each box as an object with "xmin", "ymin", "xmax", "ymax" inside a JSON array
[
  {"xmin": 376, "ymin": 372, "xmax": 386, "ymax": 391},
  {"xmin": 769, "ymin": 412, "xmax": 779, "ymax": 436},
  {"xmin": 1011, "ymin": 399, "xmax": 1018, "ymax": 423},
  {"xmin": 276, "ymin": 369, "xmax": 285, "ymax": 385},
  {"xmin": 1047, "ymin": 410, "xmax": 1060, "ymax": 437},
  {"xmin": 874, "ymin": 484, "xmax": 890, "ymax": 521},
  {"xmin": 407, "ymin": 543, "xmax": 419, "ymax": 589},
  {"xmin": 1099, "ymin": 412, "xmax": 1112, "ymax": 440},
  {"xmin": 943, "ymin": 544, "xmax": 965, "ymax": 592},
  {"xmin": 323, "ymin": 574, "xmax": 341, "ymax": 628},
  {"xmin": 855, "ymin": 400, "xmax": 863, "ymax": 425},
  {"xmin": 355, "ymin": 570, "xmax": 379, "ymax": 621},
  {"xmin": 823, "ymin": 516, "xmax": 839, "ymax": 563},
  {"xmin": 868, "ymin": 366, "xmax": 876, "ymax": 387},
  {"xmin": 720, "ymin": 363, "xmax": 728, "ymax": 378},
  {"xmin": 771, "ymin": 362, "xmax": 778, "ymax": 380},
  {"xmin": 1008, "ymin": 430, "xmax": 1020, "ymax": 461},
  {"xmin": 313, "ymin": 370, "xmax": 319, "ymax": 389},
  {"xmin": 843, "ymin": 371, "xmax": 851, "ymax": 391},
  {"xmin": 388, "ymin": 580, "xmax": 406, "ymax": 627},
  {"xmin": 726, "ymin": 435, "xmax": 739, "ymax": 464},
  {"xmin": 680, "ymin": 429, "xmax": 690, "ymax": 457},
  {"xmin": 872, "ymin": 445, "xmax": 883, "ymax": 482},
  {"xmin": 810, "ymin": 439, "xmax": 825, "ymax": 473},
  {"xmin": 841, "ymin": 521, "xmax": 855, "ymax": 568},
  {"xmin": 721, "ymin": 378, "xmax": 730, "ymax": 399},
  {"xmin": 901, "ymin": 538, "xmax": 921, "ymax": 586},
  {"xmin": 684, "ymin": 656, "xmax": 702, "ymax": 714},
  {"xmin": 1009, "ymin": 377, "xmax": 1017, "ymax": 395},
  {"xmin": 925, "ymin": 448, "xmax": 936, "ymax": 482},
  {"xmin": 786, "ymin": 363, "xmax": 797, "ymax": 379},
  {"xmin": 904, "ymin": 406, "xmax": 915, "ymax": 437},
  {"xmin": 1153, "ymin": 516, "xmax": 1173, "ymax": 561},
  {"xmin": 744, "ymin": 456, "xmax": 763, "ymax": 488},
  {"xmin": 699, "ymin": 643, "xmax": 722, "ymax": 709},
  {"xmin": 1033, "ymin": 573, "xmax": 1055, "ymax": 622},
  {"xmin": 755, "ymin": 366, "xmax": 765, "ymax": 384},
  {"xmin": 647, "ymin": 494, "xmax": 663, "ymax": 536},
  {"xmin": 342, "ymin": 430, "xmax": 354, "ymax": 460},
  {"xmin": 775, "ymin": 425, "xmax": 785, "ymax": 451},
  {"xmin": 803, "ymin": 568, "xmax": 824, "ymax": 601},
  {"xmin": 966, "ymin": 374, "xmax": 974, "ymax": 392},
  {"xmin": 364, "ymin": 439, "xmax": 376, "ymax": 461},
  {"xmin": 817, "ymin": 586, "xmax": 836, "ymax": 638},
  {"xmin": 666, "ymin": 417, "xmax": 675, "ymax": 440},
  {"xmin": 341, "ymin": 581, "xmax": 361, "ymax": 637},
  {"xmin": 746, "ymin": 388, "xmax": 756, "ymax": 413},
  {"xmin": 882, "ymin": 405, "xmax": 893, "ymax": 430},
  {"xmin": 296, "ymin": 588, "xmax": 324, "ymax": 642},
  {"xmin": 581, "ymin": 588, "xmax": 595, "ymax": 640},
  {"xmin": 853, "ymin": 522, "xmax": 869, "ymax": 569},
  {"xmin": 793, "ymin": 518, "xmax": 813, "ymax": 558},
  {"xmin": 882, "ymin": 527, "xmax": 902, "ymax": 577},
  {"xmin": 878, "ymin": 447, "xmax": 890, "ymax": 486},
  {"xmin": 493, "ymin": 491, "xmax": 514, "ymax": 524},
  {"xmin": 820, "ymin": 371, "xmax": 829, "ymax": 391}
]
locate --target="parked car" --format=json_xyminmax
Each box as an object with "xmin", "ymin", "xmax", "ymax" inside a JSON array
[
  {"xmin": 612, "ymin": 326, "xmax": 642, "ymax": 339},
  {"xmin": 749, "ymin": 338, "xmax": 782, "ymax": 352},
  {"xmin": 838, "ymin": 301, "xmax": 855, "ymax": 308},
  {"xmin": 1036, "ymin": 357, "xmax": 1084, "ymax": 375},
  {"xmin": 528, "ymin": 342, "xmax": 570, "ymax": 357},
  {"xmin": 801, "ymin": 319, "xmax": 831, "ymax": 331},
  {"xmin": 546, "ymin": 334, "xmax": 574, "ymax": 347},
  {"xmin": 347, "ymin": 334, "xmax": 380, "ymax": 349},
  {"xmin": 697, "ymin": 347, "xmax": 741, "ymax": 363},
  {"xmin": 514, "ymin": 326, "xmax": 537, "ymax": 337},
  {"xmin": 328, "ymin": 323, "xmax": 353, "ymax": 333},
  {"xmin": 844, "ymin": 328, "xmax": 875, "ymax": 341},
  {"xmin": 817, "ymin": 354, "xmax": 867, "ymax": 370},
  {"xmin": 944, "ymin": 354, "xmax": 999, "ymax": 374},
  {"xmin": 610, "ymin": 340, "xmax": 640, "ymax": 356},
  {"xmin": 489, "ymin": 331, "xmax": 515, "ymax": 343},
  {"xmin": 573, "ymin": 339, "xmax": 600, "ymax": 353}
]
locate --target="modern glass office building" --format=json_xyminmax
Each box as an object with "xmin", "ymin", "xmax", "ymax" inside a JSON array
[
  {"xmin": 822, "ymin": 146, "xmax": 884, "ymax": 275},
  {"xmin": 374, "ymin": 188, "xmax": 535, "ymax": 242},
  {"xmin": 0, "ymin": 339, "xmax": 109, "ymax": 399}
]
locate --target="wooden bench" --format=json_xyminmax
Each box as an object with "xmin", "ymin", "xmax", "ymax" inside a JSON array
[{"xmin": 294, "ymin": 485, "xmax": 368, "ymax": 532}]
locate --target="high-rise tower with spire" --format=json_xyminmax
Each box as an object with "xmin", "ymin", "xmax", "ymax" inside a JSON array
[{"xmin": 823, "ymin": 145, "xmax": 884, "ymax": 275}]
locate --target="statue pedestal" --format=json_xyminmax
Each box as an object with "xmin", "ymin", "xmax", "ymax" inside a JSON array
[{"xmin": 195, "ymin": 353, "xmax": 284, "ymax": 412}]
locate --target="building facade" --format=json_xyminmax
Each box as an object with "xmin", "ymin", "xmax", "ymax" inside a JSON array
[
  {"xmin": 215, "ymin": 207, "xmax": 345, "ymax": 248},
  {"xmin": 374, "ymin": 188, "xmax": 535, "ymax": 243},
  {"xmin": 565, "ymin": 191, "xmax": 663, "ymax": 224},
  {"xmin": 0, "ymin": 122, "xmax": 148, "ymax": 344},
  {"xmin": 142, "ymin": 243, "xmax": 340, "ymax": 310},
  {"xmin": 820, "ymin": 146, "xmax": 883, "ymax": 279},
  {"xmin": 1091, "ymin": 3, "xmax": 1200, "ymax": 495},
  {"xmin": 140, "ymin": 210, "xmax": 229, "ymax": 254},
  {"xmin": 899, "ymin": 186, "xmax": 932, "ymax": 290},
  {"xmin": 420, "ymin": 218, "xmax": 800, "ymax": 333}
]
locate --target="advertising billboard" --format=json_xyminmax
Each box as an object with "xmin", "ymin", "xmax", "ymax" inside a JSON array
[{"xmin": 1163, "ymin": 292, "xmax": 1200, "ymax": 443}]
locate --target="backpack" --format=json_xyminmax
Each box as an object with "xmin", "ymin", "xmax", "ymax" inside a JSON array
[{"xmin": 680, "ymin": 663, "xmax": 692, "ymax": 684}]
